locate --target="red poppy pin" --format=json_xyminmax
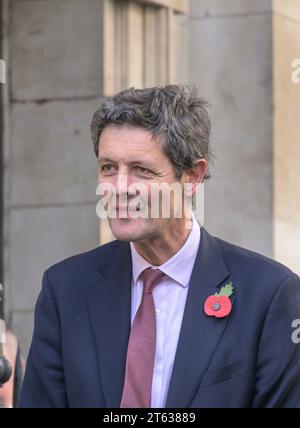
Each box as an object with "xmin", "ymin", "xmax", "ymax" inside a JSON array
[{"xmin": 204, "ymin": 282, "xmax": 234, "ymax": 318}]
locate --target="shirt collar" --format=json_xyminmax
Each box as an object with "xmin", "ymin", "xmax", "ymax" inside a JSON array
[{"xmin": 130, "ymin": 212, "xmax": 201, "ymax": 288}]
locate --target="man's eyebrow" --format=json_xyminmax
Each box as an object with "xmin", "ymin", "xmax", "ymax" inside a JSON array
[
  {"xmin": 98, "ymin": 157, "xmax": 157, "ymax": 169},
  {"xmin": 98, "ymin": 156, "xmax": 114, "ymax": 163}
]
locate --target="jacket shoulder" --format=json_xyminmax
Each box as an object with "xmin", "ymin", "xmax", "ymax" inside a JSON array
[{"xmin": 44, "ymin": 240, "xmax": 123, "ymax": 289}]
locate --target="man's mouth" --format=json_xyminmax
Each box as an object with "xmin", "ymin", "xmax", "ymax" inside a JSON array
[{"xmin": 115, "ymin": 206, "xmax": 141, "ymax": 212}]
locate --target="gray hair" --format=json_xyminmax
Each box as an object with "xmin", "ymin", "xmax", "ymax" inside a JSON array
[{"xmin": 90, "ymin": 84, "xmax": 213, "ymax": 180}]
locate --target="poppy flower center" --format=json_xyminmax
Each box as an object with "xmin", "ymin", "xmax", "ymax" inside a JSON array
[{"xmin": 213, "ymin": 303, "xmax": 221, "ymax": 311}]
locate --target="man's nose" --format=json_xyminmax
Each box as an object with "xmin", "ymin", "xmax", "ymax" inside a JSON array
[
  {"xmin": 115, "ymin": 173, "xmax": 129, "ymax": 195},
  {"xmin": 114, "ymin": 173, "xmax": 138, "ymax": 198}
]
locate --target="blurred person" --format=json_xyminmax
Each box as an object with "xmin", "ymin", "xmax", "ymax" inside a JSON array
[
  {"xmin": 0, "ymin": 330, "xmax": 25, "ymax": 408},
  {"xmin": 19, "ymin": 85, "xmax": 300, "ymax": 408}
]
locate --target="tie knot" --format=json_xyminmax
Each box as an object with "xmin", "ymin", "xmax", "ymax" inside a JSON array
[{"xmin": 141, "ymin": 268, "xmax": 165, "ymax": 294}]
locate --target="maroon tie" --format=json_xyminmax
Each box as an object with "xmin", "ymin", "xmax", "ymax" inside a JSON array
[{"xmin": 120, "ymin": 268, "xmax": 165, "ymax": 408}]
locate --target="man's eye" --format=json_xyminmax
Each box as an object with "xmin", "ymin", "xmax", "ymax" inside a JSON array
[
  {"xmin": 101, "ymin": 164, "xmax": 113, "ymax": 172},
  {"xmin": 135, "ymin": 166, "xmax": 150, "ymax": 174}
]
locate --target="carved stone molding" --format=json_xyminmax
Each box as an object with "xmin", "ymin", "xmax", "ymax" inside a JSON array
[{"xmin": 101, "ymin": 0, "xmax": 188, "ymax": 95}]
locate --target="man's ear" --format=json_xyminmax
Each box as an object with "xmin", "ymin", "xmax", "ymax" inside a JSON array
[{"xmin": 183, "ymin": 159, "xmax": 207, "ymax": 197}]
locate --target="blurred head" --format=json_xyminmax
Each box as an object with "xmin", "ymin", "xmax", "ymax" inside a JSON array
[{"xmin": 91, "ymin": 85, "xmax": 212, "ymax": 242}]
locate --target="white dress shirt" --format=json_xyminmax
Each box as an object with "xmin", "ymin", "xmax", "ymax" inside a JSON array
[{"xmin": 129, "ymin": 213, "xmax": 201, "ymax": 408}]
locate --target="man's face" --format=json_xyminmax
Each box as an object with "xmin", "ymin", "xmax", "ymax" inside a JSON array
[{"xmin": 98, "ymin": 124, "xmax": 190, "ymax": 242}]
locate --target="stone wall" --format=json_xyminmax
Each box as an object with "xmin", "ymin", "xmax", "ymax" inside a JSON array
[{"xmin": 3, "ymin": 0, "xmax": 102, "ymax": 356}]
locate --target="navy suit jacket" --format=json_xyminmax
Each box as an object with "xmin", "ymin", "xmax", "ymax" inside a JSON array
[{"xmin": 19, "ymin": 227, "xmax": 300, "ymax": 408}]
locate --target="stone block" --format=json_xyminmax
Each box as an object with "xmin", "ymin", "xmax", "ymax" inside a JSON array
[
  {"xmin": 11, "ymin": 99, "xmax": 101, "ymax": 206},
  {"xmin": 9, "ymin": 204, "xmax": 99, "ymax": 312},
  {"xmin": 11, "ymin": 0, "xmax": 102, "ymax": 99}
]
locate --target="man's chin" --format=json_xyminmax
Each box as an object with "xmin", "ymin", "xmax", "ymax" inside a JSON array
[{"xmin": 108, "ymin": 217, "xmax": 145, "ymax": 241}]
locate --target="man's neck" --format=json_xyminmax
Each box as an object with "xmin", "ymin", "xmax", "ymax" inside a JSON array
[{"xmin": 133, "ymin": 216, "xmax": 193, "ymax": 266}]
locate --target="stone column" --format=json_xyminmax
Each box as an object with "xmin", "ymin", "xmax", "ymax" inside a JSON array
[
  {"xmin": 189, "ymin": 0, "xmax": 274, "ymax": 257},
  {"xmin": 273, "ymin": 0, "xmax": 300, "ymax": 275}
]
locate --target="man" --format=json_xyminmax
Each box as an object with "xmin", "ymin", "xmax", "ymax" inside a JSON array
[{"xmin": 19, "ymin": 85, "xmax": 300, "ymax": 408}]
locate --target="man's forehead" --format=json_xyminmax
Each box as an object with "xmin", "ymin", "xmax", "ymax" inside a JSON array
[
  {"xmin": 98, "ymin": 125, "xmax": 167, "ymax": 166},
  {"xmin": 98, "ymin": 132, "xmax": 164, "ymax": 162}
]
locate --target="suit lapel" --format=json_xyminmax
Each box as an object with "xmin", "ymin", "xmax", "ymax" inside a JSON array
[
  {"xmin": 86, "ymin": 241, "xmax": 132, "ymax": 408},
  {"xmin": 165, "ymin": 227, "xmax": 231, "ymax": 408}
]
